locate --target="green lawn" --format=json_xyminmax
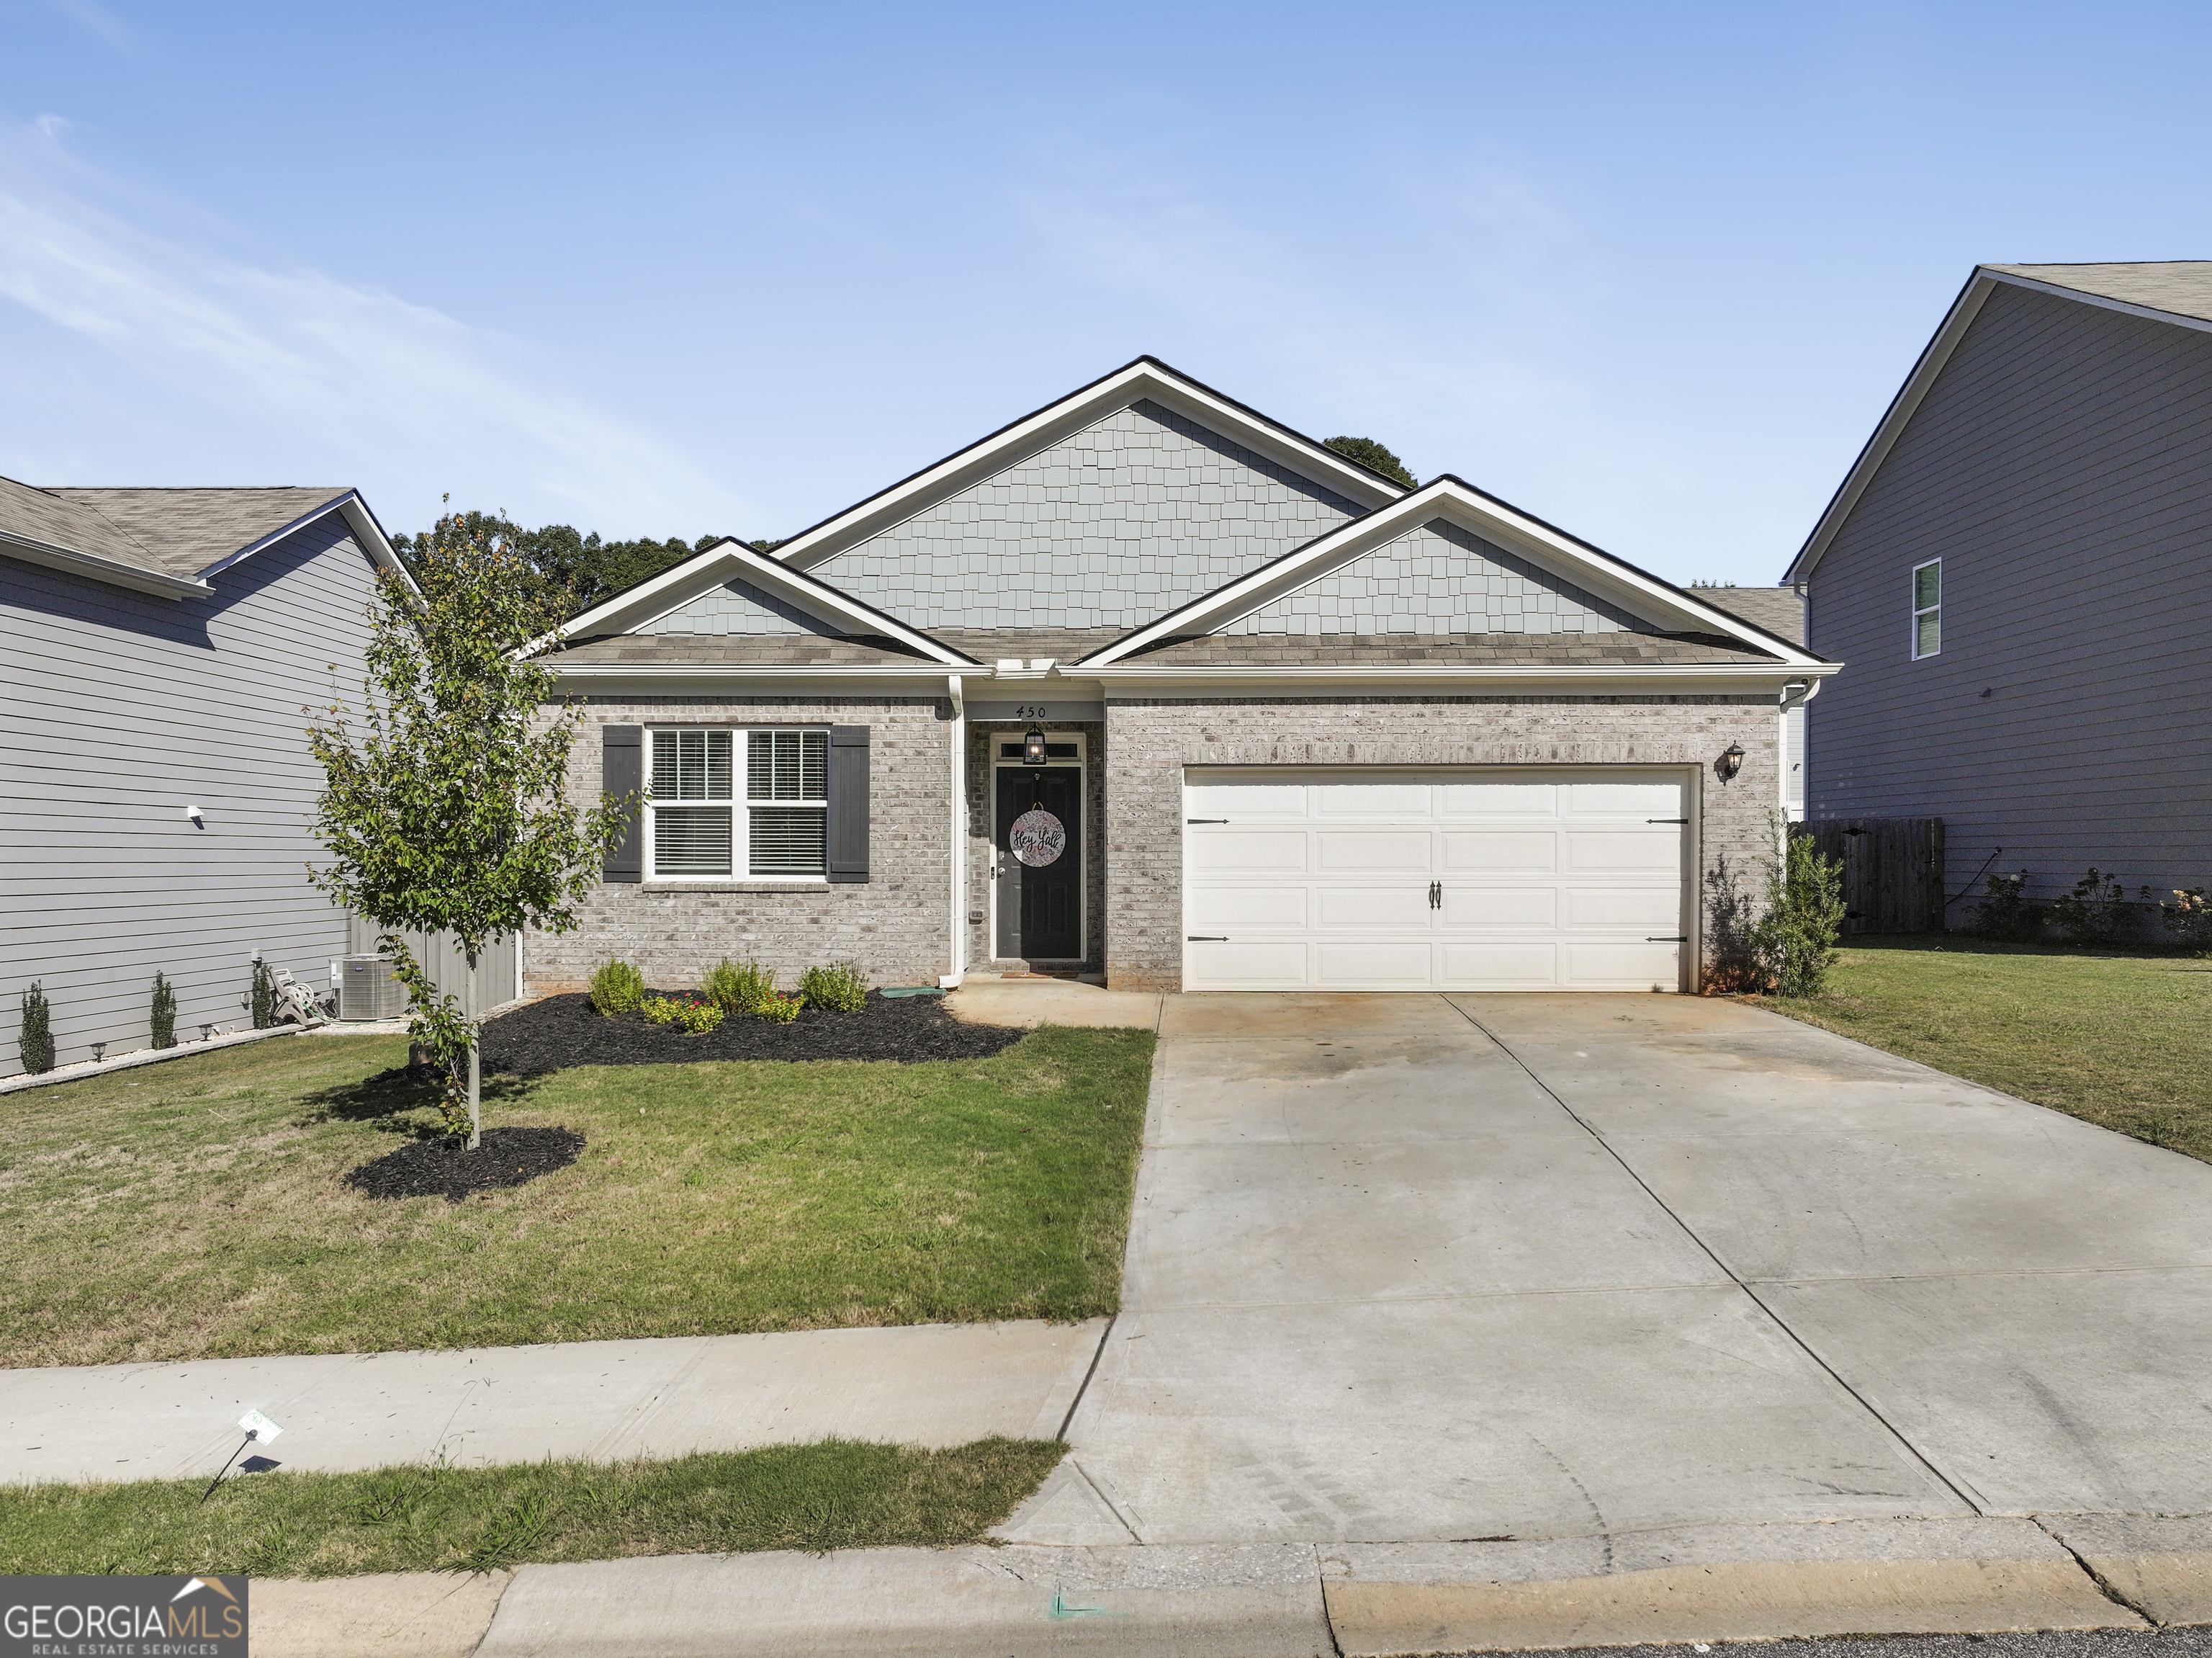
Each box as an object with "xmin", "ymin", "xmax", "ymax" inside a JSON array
[
  {"xmin": 0, "ymin": 1438, "xmax": 1064, "ymax": 1577},
  {"xmin": 0, "ymin": 1026, "xmax": 1153, "ymax": 1367},
  {"xmin": 1761, "ymin": 936, "xmax": 2212, "ymax": 1162}
]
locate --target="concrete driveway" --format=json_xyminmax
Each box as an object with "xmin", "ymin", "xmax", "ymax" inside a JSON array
[{"xmin": 1001, "ymin": 992, "xmax": 2212, "ymax": 1546}]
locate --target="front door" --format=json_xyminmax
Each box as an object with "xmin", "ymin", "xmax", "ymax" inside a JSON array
[{"xmin": 995, "ymin": 765, "xmax": 1083, "ymax": 960}]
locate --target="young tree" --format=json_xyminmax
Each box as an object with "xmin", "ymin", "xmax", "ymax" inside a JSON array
[{"xmin": 309, "ymin": 508, "xmax": 632, "ymax": 1148}]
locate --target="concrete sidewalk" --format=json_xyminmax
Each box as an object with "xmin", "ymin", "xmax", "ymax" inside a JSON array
[
  {"xmin": 0, "ymin": 1319, "xmax": 1105, "ymax": 1486},
  {"xmin": 251, "ymin": 1514, "xmax": 2212, "ymax": 1657}
]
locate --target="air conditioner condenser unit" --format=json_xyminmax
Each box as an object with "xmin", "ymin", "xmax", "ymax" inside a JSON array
[{"xmin": 338, "ymin": 954, "xmax": 408, "ymax": 1021}]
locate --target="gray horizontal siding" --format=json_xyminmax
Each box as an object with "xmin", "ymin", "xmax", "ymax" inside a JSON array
[
  {"xmin": 1, "ymin": 516, "xmax": 382, "ymax": 1073},
  {"xmin": 1807, "ymin": 279, "xmax": 2212, "ymax": 908}
]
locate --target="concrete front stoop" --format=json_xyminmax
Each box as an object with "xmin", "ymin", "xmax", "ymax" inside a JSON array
[{"xmin": 247, "ymin": 1516, "xmax": 2212, "ymax": 1657}]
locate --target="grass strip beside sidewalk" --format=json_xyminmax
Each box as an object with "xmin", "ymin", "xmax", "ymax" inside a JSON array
[
  {"xmin": 0, "ymin": 1438, "xmax": 1065, "ymax": 1579},
  {"xmin": 1762, "ymin": 937, "xmax": 2212, "ymax": 1162}
]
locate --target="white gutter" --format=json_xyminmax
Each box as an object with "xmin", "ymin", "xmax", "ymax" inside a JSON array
[
  {"xmin": 545, "ymin": 664, "xmax": 957, "ymax": 683},
  {"xmin": 0, "ymin": 529, "xmax": 212, "ymax": 599},
  {"xmin": 942, "ymin": 674, "xmax": 966, "ymax": 989}
]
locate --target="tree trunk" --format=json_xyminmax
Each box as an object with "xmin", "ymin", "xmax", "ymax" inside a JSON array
[{"xmin": 466, "ymin": 949, "xmax": 482, "ymax": 1151}]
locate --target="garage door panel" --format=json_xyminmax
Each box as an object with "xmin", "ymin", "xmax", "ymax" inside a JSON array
[
  {"xmin": 1317, "ymin": 884, "xmax": 1432, "ymax": 929},
  {"xmin": 1313, "ymin": 782, "xmax": 1434, "ymax": 819},
  {"xmin": 1439, "ymin": 782, "xmax": 1558, "ymax": 817},
  {"xmin": 1186, "ymin": 941, "xmax": 1309, "ymax": 989},
  {"xmin": 1317, "ymin": 831, "xmax": 1431, "ymax": 871},
  {"xmin": 1565, "ymin": 830, "xmax": 1682, "ymax": 872},
  {"xmin": 1439, "ymin": 941, "xmax": 1560, "ymax": 985},
  {"xmin": 1316, "ymin": 941, "xmax": 1435, "ymax": 986},
  {"xmin": 1187, "ymin": 887, "xmax": 1309, "ymax": 931},
  {"xmin": 1565, "ymin": 942, "xmax": 1683, "ymax": 986},
  {"xmin": 1441, "ymin": 830, "xmax": 1557, "ymax": 871},
  {"xmin": 1565, "ymin": 886, "xmax": 1683, "ymax": 928},
  {"xmin": 1185, "ymin": 780, "xmax": 1312, "ymax": 819},
  {"xmin": 1189, "ymin": 830, "xmax": 1309, "ymax": 873},
  {"xmin": 1568, "ymin": 781, "xmax": 1683, "ymax": 816},
  {"xmin": 1440, "ymin": 887, "xmax": 1558, "ymax": 929}
]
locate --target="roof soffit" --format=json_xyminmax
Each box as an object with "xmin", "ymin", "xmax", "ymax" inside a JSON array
[{"xmin": 1083, "ymin": 478, "xmax": 1827, "ymax": 668}]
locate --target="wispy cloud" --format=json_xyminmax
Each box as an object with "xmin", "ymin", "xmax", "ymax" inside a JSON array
[{"xmin": 0, "ymin": 121, "xmax": 750, "ymax": 534}]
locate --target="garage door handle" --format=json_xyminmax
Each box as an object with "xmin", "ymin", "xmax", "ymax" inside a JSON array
[
  {"xmin": 1647, "ymin": 936, "xmax": 1688, "ymax": 942},
  {"xmin": 1647, "ymin": 817, "xmax": 1689, "ymax": 824},
  {"xmin": 1186, "ymin": 818, "xmax": 1229, "ymax": 824},
  {"xmin": 1187, "ymin": 936, "xmax": 1229, "ymax": 942}
]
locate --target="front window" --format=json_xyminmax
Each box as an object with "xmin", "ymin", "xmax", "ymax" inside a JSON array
[
  {"xmin": 648, "ymin": 727, "xmax": 827, "ymax": 879},
  {"xmin": 1911, "ymin": 559, "xmax": 1941, "ymax": 658}
]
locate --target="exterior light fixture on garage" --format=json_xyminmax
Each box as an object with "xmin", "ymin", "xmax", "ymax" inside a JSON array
[
  {"xmin": 1717, "ymin": 743, "xmax": 1745, "ymax": 781},
  {"xmin": 1022, "ymin": 725, "xmax": 1050, "ymax": 766}
]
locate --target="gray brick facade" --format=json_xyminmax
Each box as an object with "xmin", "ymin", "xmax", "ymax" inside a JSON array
[
  {"xmin": 1100, "ymin": 695, "xmax": 1782, "ymax": 992},
  {"xmin": 526, "ymin": 693, "xmax": 957, "ymax": 995}
]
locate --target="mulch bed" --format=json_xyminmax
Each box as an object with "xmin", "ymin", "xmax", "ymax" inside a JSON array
[
  {"xmin": 477, "ymin": 990, "xmax": 1025, "ymax": 1075},
  {"xmin": 343, "ymin": 1125, "xmax": 586, "ymax": 1204}
]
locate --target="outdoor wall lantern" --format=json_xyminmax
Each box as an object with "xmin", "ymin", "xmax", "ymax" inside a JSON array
[
  {"xmin": 1716, "ymin": 743, "xmax": 1745, "ymax": 782},
  {"xmin": 1022, "ymin": 725, "xmax": 1050, "ymax": 766}
]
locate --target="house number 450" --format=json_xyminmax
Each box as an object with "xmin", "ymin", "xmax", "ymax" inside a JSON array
[{"xmin": 1014, "ymin": 704, "xmax": 1050, "ymax": 718}]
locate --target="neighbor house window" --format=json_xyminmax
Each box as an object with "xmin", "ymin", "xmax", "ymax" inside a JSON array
[
  {"xmin": 648, "ymin": 727, "xmax": 827, "ymax": 879},
  {"xmin": 1911, "ymin": 559, "xmax": 1941, "ymax": 658}
]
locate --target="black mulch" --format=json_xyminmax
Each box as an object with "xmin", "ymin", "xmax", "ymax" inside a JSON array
[
  {"xmin": 477, "ymin": 990, "xmax": 1026, "ymax": 1075},
  {"xmin": 344, "ymin": 1125, "xmax": 586, "ymax": 1204}
]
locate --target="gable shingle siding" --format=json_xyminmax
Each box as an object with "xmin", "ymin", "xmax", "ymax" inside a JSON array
[
  {"xmin": 1807, "ymin": 279, "xmax": 2212, "ymax": 904},
  {"xmin": 809, "ymin": 400, "xmax": 1362, "ymax": 631}
]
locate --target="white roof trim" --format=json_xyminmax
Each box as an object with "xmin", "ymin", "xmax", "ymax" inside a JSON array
[
  {"xmin": 765, "ymin": 357, "xmax": 1408, "ymax": 575},
  {"xmin": 0, "ymin": 529, "xmax": 211, "ymax": 599},
  {"xmin": 1083, "ymin": 476, "xmax": 1826, "ymax": 668},
  {"xmin": 197, "ymin": 490, "xmax": 415, "ymax": 593},
  {"xmin": 541, "ymin": 537, "xmax": 972, "ymax": 665}
]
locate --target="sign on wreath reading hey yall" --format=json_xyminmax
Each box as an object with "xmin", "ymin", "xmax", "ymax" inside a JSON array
[{"xmin": 1010, "ymin": 809, "xmax": 1066, "ymax": 867}]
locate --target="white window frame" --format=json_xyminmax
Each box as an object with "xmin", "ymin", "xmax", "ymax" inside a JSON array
[
  {"xmin": 1910, "ymin": 558, "xmax": 1942, "ymax": 659},
  {"xmin": 644, "ymin": 725, "xmax": 830, "ymax": 883}
]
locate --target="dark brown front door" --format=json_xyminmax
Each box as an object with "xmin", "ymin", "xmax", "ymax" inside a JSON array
[{"xmin": 994, "ymin": 766, "xmax": 1082, "ymax": 960}]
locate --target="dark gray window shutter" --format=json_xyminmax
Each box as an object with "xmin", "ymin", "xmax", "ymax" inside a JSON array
[
  {"xmin": 603, "ymin": 725, "xmax": 643, "ymax": 882},
  {"xmin": 827, "ymin": 725, "xmax": 869, "ymax": 883}
]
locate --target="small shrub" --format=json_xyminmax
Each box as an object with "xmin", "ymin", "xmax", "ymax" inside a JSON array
[
  {"xmin": 2051, "ymin": 867, "xmax": 2134, "ymax": 944},
  {"xmin": 1969, "ymin": 871, "xmax": 2044, "ymax": 941},
  {"xmin": 641, "ymin": 994, "xmax": 725, "ymax": 1034},
  {"xmin": 150, "ymin": 972, "xmax": 176, "ymax": 1049},
  {"xmin": 251, "ymin": 959, "xmax": 275, "ymax": 1029},
  {"xmin": 1755, "ymin": 828, "xmax": 1846, "ymax": 998},
  {"xmin": 2158, "ymin": 886, "xmax": 2212, "ymax": 949},
  {"xmin": 589, "ymin": 959, "xmax": 645, "ymax": 1017},
  {"xmin": 799, "ymin": 961, "xmax": 868, "ymax": 1013},
  {"xmin": 755, "ymin": 990, "xmax": 805, "ymax": 1024},
  {"xmin": 701, "ymin": 957, "xmax": 775, "ymax": 1016},
  {"xmin": 18, "ymin": 981, "xmax": 53, "ymax": 1075}
]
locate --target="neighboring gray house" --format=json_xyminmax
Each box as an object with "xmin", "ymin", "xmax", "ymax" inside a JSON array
[
  {"xmin": 3, "ymin": 480, "xmax": 417, "ymax": 1075},
  {"xmin": 531, "ymin": 359, "xmax": 1830, "ymax": 996},
  {"xmin": 1785, "ymin": 262, "xmax": 2212, "ymax": 910}
]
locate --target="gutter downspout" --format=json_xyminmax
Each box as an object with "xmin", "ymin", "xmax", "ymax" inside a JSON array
[
  {"xmin": 940, "ymin": 675, "xmax": 966, "ymax": 989},
  {"xmin": 1779, "ymin": 678, "xmax": 1819, "ymax": 822}
]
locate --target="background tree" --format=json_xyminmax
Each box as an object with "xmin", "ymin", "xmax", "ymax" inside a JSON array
[
  {"xmin": 310, "ymin": 509, "xmax": 633, "ymax": 1148},
  {"xmin": 392, "ymin": 518, "xmax": 752, "ymax": 614},
  {"xmin": 1323, "ymin": 435, "xmax": 1416, "ymax": 488}
]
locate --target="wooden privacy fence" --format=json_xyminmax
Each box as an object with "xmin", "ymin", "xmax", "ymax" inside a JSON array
[{"xmin": 1794, "ymin": 817, "xmax": 1946, "ymax": 934}]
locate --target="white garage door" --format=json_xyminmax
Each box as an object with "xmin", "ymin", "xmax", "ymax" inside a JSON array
[{"xmin": 1182, "ymin": 768, "xmax": 1689, "ymax": 992}]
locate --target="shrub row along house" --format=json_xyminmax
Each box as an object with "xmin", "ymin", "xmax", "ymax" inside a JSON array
[{"xmin": 523, "ymin": 359, "xmax": 1830, "ymax": 997}]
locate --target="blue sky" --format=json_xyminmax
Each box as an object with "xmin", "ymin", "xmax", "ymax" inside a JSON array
[{"xmin": 3, "ymin": 1, "xmax": 2208, "ymax": 586}]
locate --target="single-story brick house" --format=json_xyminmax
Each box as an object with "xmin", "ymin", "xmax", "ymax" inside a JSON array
[{"xmin": 526, "ymin": 359, "xmax": 1833, "ymax": 995}]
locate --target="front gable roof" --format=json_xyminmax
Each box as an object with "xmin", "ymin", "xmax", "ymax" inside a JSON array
[
  {"xmin": 1785, "ymin": 261, "xmax": 2212, "ymax": 584},
  {"xmin": 546, "ymin": 534, "xmax": 975, "ymax": 666},
  {"xmin": 1082, "ymin": 475, "xmax": 1827, "ymax": 669}
]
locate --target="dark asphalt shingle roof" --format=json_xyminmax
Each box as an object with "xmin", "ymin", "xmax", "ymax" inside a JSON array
[
  {"xmin": 932, "ymin": 627, "xmax": 1131, "ymax": 662},
  {"xmin": 1125, "ymin": 631, "xmax": 1786, "ymax": 667},
  {"xmin": 552, "ymin": 634, "xmax": 933, "ymax": 667},
  {"xmin": 0, "ymin": 477, "xmax": 161, "ymax": 575},
  {"xmin": 1988, "ymin": 262, "xmax": 2212, "ymax": 327},
  {"xmin": 46, "ymin": 487, "xmax": 353, "ymax": 578},
  {"xmin": 1693, "ymin": 586, "xmax": 1804, "ymax": 646}
]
